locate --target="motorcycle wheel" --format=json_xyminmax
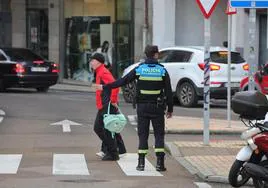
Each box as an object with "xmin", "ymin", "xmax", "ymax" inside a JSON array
[
  {"xmin": 228, "ymin": 159, "xmax": 250, "ymax": 187},
  {"xmin": 253, "ymin": 160, "xmax": 268, "ymax": 188}
]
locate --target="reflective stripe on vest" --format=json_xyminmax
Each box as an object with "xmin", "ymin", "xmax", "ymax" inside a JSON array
[
  {"xmin": 140, "ymin": 90, "xmax": 161, "ymax": 95},
  {"xmin": 139, "ymin": 76, "xmax": 163, "ymax": 81}
]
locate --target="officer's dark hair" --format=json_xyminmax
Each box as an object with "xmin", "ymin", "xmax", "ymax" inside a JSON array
[{"xmin": 144, "ymin": 45, "xmax": 159, "ymax": 59}]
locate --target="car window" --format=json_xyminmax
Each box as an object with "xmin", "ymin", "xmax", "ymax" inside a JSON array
[
  {"xmin": 166, "ymin": 50, "xmax": 192, "ymax": 63},
  {"xmin": 210, "ymin": 51, "xmax": 245, "ymax": 64},
  {"xmin": 158, "ymin": 50, "xmax": 171, "ymax": 63},
  {"xmin": 0, "ymin": 54, "xmax": 6, "ymax": 61},
  {"xmin": 3, "ymin": 49, "xmax": 43, "ymax": 61}
]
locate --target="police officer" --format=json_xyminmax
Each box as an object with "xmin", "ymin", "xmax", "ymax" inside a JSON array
[{"xmin": 96, "ymin": 45, "xmax": 173, "ymax": 171}]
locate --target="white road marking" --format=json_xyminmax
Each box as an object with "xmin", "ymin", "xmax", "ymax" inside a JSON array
[
  {"xmin": 194, "ymin": 182, "xmax": 212, "ymax": 188},
  {"xmin": 0, "ymin": 109, "xmax": 5, "ymax": 123},
  {"xmin": 50, "ymin": 119, "xmax": 82, "ymax": 132},
  {"xmin": 0, "ymin": 110, "xmax": 5, "ymax": 116},
  {"xmin": 117, "ymin": 153, "xmax": 163, "ymax": 176},
  {"xmin": 0, "ymin": 154, "xmax": 22, "ymax": 174},
  {"xmin": 127, "ymin": 115, "xmax": 137, "ymax": 125},
  {"xmin": 53, "ymin": 154, "xmax": 89, "ymax": 175}
]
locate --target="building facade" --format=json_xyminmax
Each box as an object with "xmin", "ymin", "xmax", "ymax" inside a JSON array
[
  {"xmin": 2, "ymin": 0, "xmax": 268, "ymax": 85},
  {"xmin": 152, "ymin": 0, "xmax": 268, "ymax": 67}
]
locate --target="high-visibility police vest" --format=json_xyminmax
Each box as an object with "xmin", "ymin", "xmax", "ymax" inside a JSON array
[{"xmin": 135, "ymin": 63, "xmax": 166, "ymax": 102}]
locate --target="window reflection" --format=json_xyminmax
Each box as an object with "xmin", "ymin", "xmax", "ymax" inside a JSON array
[
  {"xmin": 117, "ymin": 0, "xmax": 131, "ymax": 21},
  {"xmin": 65, "ymin": 16, "xmax": 110, "ymax": 82}
]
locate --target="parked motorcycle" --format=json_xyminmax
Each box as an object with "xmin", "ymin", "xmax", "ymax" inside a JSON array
[{"xmin": 228, "ymin": 91, "xmax": 268, "ymax": 187}]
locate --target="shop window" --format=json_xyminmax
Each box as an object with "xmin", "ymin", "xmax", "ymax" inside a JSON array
[
  {"xmin": 26, "ymin": 9, "xmax": 48, "ymax": 58},
  {"xmin": 0, "ymin": 12, "xmax": 11, "ymax": 47},
  {"xmin": 0, "ymin": 0, "xmax": 11, "ymax": 12},
  {"xmin": 0, "ymin": 1, "xmax": 11, "ymax": 47},
  {"xmin": 63, "ymin": 0, "xmax": 134, "ymax": 82},
  {"xmin": 65, "ymin": 16, "xmax": 111, "ymax": 81},
  {"xmin": 26, "ymin": 0, "xmax": 48, "ymax": 9}
]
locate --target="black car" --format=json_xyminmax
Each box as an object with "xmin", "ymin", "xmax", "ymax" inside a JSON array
[{"xmin": 0, "ymin": 47, "xmax": 58, "ymax": 92}]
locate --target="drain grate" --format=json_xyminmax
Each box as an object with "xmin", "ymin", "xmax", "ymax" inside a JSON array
[{"xmin": 59, "ymin": 179, "xmax": 109, "ymax": 183}]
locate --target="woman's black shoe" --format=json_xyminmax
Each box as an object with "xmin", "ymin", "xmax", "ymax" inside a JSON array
[{"xmin": 102, "ymin": 153, "xmax": 119, "ymax": 161}]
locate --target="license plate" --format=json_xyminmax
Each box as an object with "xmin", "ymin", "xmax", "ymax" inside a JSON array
[
  {"xmin": 31, "ymin": 67, "xmax": 48, "ymax": 72},
  {"xmin": 225, "ymin": 82, "xmax": 240, "ymax": 88}
]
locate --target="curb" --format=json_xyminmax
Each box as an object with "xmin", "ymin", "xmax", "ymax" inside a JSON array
[
  {"xmin": 49, "ymin": 84, "xmax": 123, "ymax": 94},
  {"xmin": 165, "ymin": 142, "xmax": 230, "ymax": 184},
  {"xmin": 152, "ymin": 129, "xmax": 244, "ymax": 135},
  {"xmin": 49, "ymin": 87, "xmax": 95, "ymax": 93},
  {"xmin": 165, "ymin": 142, "xmax": 253, "ymax": 186}
]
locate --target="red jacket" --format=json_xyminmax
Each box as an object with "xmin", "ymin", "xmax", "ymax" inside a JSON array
[{"xmin": 95, "ymin": 64, "xmax": 119, "ymax": 110}]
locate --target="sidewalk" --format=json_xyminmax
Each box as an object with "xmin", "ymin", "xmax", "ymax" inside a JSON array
[
  {"xmin": 164, "ymin": 117, "xmax": 249, "ymax": 184},
  {"xmin": 164, "ymin": 117, "xmax": 248, "ymax": 185},
  {"xmin": 50, "ymin": 80, "xmax": 95, "ymax": 93},
  {"xmin": 165, "ymin": 141, "xmax": 247, "ymax": 184},
  {"xmin": 164, "ymin": 116, "xmax": 246, "ymax": 134},
  {"xmin": 51, "ymin": 82, "xmax": 249, "ymax": 184}
]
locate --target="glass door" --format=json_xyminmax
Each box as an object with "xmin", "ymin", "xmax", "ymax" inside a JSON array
[
  {"xmin": 26, "ymin": 9, "xmax": 48, "ymax": 58},
  {"xmin": 114, "ymin": 22, "xmax": 132, "ymax": 77},
  {"xmin": 114, "ymin": 0, "xmax": 134, "ymax": 78}
]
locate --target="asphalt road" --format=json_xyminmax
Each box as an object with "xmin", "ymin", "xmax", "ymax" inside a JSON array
[{"xmin": 0, "ymin": 89, "xmax": 248, "ymax": 188}]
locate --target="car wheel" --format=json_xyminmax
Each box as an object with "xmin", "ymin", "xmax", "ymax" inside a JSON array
[
  {"xmin": 177, "ymin": 82, "xmax": 198, "ymax": 107},
  {"xmin": 36, "ymin": 87, "xmax": 49, "ymax": 92},
  {"xmin": 122, "ymin": 81, "xmax": 136, "ymax": 103}
]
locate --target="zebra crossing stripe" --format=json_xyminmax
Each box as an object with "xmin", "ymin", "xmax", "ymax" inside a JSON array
[
  {"xmin": 53, "ymin": 154, "xmax": 89, "ymax": 175},
  {"xmin": 0, "ymin": 154, "xmax": 22, "ymax": 174},
  {"xmin": 0, "ymin": 110, "xmax": 5, "ymax": 116},
  {"xmin": 194, "ymin": 182, "xmax": 212, "ymax": 188},
  {"xmin": 127, "ymin": 115, "xmax": 137, "ymax": 125},
  {"xmin": 0, "ymin": 109, "xmax": 5, "ymax": 124},
  {"xmin": 117, "ymin": 153, "xmax": 163, "ymax": 176}
]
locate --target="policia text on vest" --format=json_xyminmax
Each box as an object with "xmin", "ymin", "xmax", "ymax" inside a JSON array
[{"xmin": 96, "ymin": 45, "xmax": 173, "ymax": 172}]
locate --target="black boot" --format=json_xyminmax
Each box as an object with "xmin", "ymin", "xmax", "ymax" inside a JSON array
[
  {"xmin": 136, "ymin": 154, "xmax": 145, "ymax": 171},
  {"xmin": 156, "ymin": 156, "xmax": 166, "ymax": 171},
  {"xmin": 102, "ymin": 152, "xmax": 119, "ymax": 161}
]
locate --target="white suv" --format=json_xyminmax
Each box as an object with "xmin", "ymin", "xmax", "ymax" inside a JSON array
[{"xmin": 122, "ymin": 46, "xmax": 248, "ymax": 107}]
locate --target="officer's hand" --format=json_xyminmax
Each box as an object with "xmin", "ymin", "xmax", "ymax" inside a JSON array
[
  {"xmin": 166, "ymin": 112, "xmax": 172, "ymax": 119},
  {"xmin": 93, "ymin": 84, "xmax": 103, "ymax": 90}
]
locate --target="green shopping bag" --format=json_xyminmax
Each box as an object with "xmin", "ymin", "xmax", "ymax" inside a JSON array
[{"xmin": 103, "ymin": 102, "xmax": 127, "ymax": 138}]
